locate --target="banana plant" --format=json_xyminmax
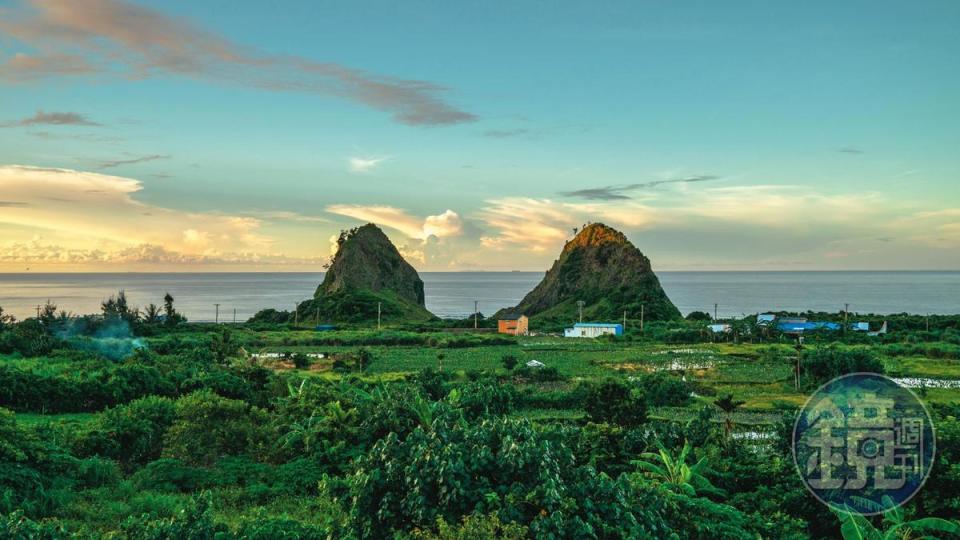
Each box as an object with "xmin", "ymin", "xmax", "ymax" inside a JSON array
[
  {"xmin": 631, "ymin": 439, "xmax": 725, "ymax": 498},
  {"xmin": 833, "ymin": 496, "xmax": 960, "ymax": 540}
]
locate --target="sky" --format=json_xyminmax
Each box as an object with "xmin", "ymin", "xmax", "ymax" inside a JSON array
[{"xmin": 0, "ymin": 0, "xmax": 958, "ymax": 272}]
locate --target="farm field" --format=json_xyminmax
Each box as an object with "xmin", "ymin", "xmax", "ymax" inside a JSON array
[{"xmin": 2, "ymin": 316, "xmax": 959, "ymax": 538}]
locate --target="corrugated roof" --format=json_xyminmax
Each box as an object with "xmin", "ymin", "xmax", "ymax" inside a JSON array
[{"xmin": 573, "ymin": 323, "xmax": 622, "ymax": 328}]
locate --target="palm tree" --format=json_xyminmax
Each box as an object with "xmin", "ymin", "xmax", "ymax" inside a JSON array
[
  {"xmin": 834, "ymin": 496, "xmax": 960, "ymax": 539},
  {"xmin": 632, "ymin": 440, "xmax": 724, "ymax": 498},
  {"xmin": 713, "ymin": 394, "xmax": 746, "ymax": 439}
]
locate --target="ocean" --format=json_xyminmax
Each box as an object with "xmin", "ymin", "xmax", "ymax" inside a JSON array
[{"xmin": 0, "ymin": 271, "xmax": 957, "ymax": 322}]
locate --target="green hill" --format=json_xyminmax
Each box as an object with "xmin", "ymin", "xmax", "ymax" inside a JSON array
[
  {"xmin": 298, "ymin": 223, "xmax": 435, "ymax": 324},
  {"xmin": 497, "ymin": 223, "xmax": 680, "ymax": 327}
]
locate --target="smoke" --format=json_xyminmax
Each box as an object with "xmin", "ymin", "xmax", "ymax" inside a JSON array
[{"xmin": 57, "ymin": 317, "xmax": 147, "ymax": 360}]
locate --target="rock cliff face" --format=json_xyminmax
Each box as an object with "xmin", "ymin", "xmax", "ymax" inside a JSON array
[
  {"xmin": 499, "ymin": 223, "xmax": 680, "ymax": 324},
  {"xmin": 301, "ymin": 223, "xmax": 433, "ymax": 323},
  {"xmin": 317, "ymin": 223, "xmax": 425, "ymax": 306}
]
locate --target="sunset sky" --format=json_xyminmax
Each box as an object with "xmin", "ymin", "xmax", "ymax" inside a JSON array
[{"xmin": 1, "ymin": 0, "xmax": 958, "ymax": 272}]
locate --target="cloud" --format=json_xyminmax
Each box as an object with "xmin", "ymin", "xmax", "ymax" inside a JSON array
[
  {"xmin": 98, "ymin": 154, "xmax": 169, "ymax": 169},
  {"xmin": 0, "ymin": 238, "xmax": 325, "ymax": 266},
  {"xmin": 0, "ymin": 164, "xmax": 290, "ymax": 262},
  {"xmin": 326, "ymin": 204, "xmax": 462, "ymax": 240},
  {"xmin": 1, "ymin": 110, "xmax": 100, "ymax": 127},
  {"xmin": 477, "ymin": 198, "xmax": 587, "ymax": 252},
  {"xmin": 28, "ymin": 131, "xmax": 121, "ymax": 142},
  {"xmin": 240, "ymin": 210, "xmax": 329, "ymax": 223},
  {"xmin": 4, "ymin": 52, "xmax": 94, "ymax": 78},
  {"xmin": 0, "ymin": 201, "xmax": 30, "ymax": 207},
  {"xmin": 560, "ymin": 174, "xmax": 722, "ymax": 200},
  {"xmin": 482, "ymin": 128, "xmax": 529, "ymax": 138},
  {"xmin": 839, "ymin": 146, "xmax": 864, "ymax": 154},
  {"xmin": 0, "ymin": 0, "xmax": 475, "ymax": 126},
  {"xmin": 348, "ymin": 156, "xmax": 387, "ymax": 174},
  {"xmin": 476, "ymin": 185, "xmax": 903, "ymax": 254}
]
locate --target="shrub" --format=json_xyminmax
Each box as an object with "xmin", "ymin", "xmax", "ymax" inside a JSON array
[
  {"xmin": 449, "ymin": 381, "xmax": 517, "ymax": 419},
  {"xmin": 162, "ymin": 391, "xmax": 270, "ymax": 466},
  {"xmin": 636, "ymin": 372, "xmax": 691, "ymax": 407},
  {"xmin": 801, "ymin": 345, "xmax": 883, "ymax": 385},
  {"xmin": 584, "ymin": 379, "xmax": 648, "ymax": 427}
]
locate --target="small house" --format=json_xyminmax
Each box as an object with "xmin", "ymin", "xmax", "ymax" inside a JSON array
[
  {"xmin": 563, "ymin": 322, "xmax": 623, "ymax": 338},
  {"xmin": 756, "ymin": 313, "xmax": 776, "ymax": 325},
  {"xmin": 498, "ymin": 313, "xmax": 529, "ymax": 336},
  {"xmin": 708, "ymin": 323, "xmax": 732, "ymax": 333}
]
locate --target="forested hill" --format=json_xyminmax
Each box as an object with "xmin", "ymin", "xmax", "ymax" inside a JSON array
[{"xmin": 498, "ymin": 223, "xmax": 681, "ymax": 324}]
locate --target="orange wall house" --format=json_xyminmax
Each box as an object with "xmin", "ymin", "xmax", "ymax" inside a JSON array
[{"xmin": 498, "ymin": 314, "xmax": 529, "ymax": 335}]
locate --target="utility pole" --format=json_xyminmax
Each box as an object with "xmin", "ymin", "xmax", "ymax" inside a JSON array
[
  {"xmin": 926, "ymin": 314, "xmax": 930, "ymax": 332},
  {"xmin": 844, "ymin": 303, "xmax": 849, "ymax": 328},
  {"xmin": 233, "ymin": 308, "xmax": 236, "ymax": 324},
  {"xmin": 794, "ymin": 337, "xmax": 804, "ymax": 391},
  {"xmin": 377, "ymin": 302, "xmax": 382, "ymax": 330},
  {"xmin": 214, "ymin": 303, "xmax": 220, "ymax": 324},
  {"xmin": 623, "ymin": 310, "xmax": 627, "ymax": 331},
  {"xmin": 36, "ymin": 305, "xmax": 40, "ymax": 319},
  {"xmin": 474, "ymin": 300, "xmax": 479, "ymax": 329},
  {"xmin": 294, "ymin": 303, "xmax": 299, "ymax": 326},
  {"xmin": 714, "ymin": 303, "xmax": 718, "ymax": 320},
  {"xmin": 577, "ymin": 300, "xmax": 585, "ymax": 323},
  {"xmin": 315, "ymin": 307, "xmax": 320, "ymax": 326},
  {"xmin": 640, "ymin": 303, "xmax": 645, "ymax": 332}
]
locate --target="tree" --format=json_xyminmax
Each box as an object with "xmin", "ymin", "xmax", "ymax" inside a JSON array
[
  {"xmin": 162, "ymin": 292, "xmax": 184, "ymax": 326},
  {"xmin": 712, "ymin": 394, "xmax": 746, "ymax": 439},
  {"xmin": 356, "ymin": 348, "xmax": 374, "ymax": 372},
  {"xmin": 75, "ymin": 396, "xmax": 176, "ymax": 470},
  {"xmin": 162, "ymin": 390, "xmax": 269, "ymax": 466},
  {"xmin": 143, "ymin": 303, "xmax": 162, "ymax": 324},
  {"xmin": 802, "ymin": 345, "xmax": 883, "ymax": 386},
  {"xmin": 584, "ymin": 378, "xmax": 647, "ymax": 427},
  {"xmin": 291, "ymin": 352, "xmax": 311, "ymax": 370},
  {"xmin": 631, "ymin": 440, "xmax": 724, "ymax": 498},
  {"xmin": 501, "ymin": 354, "xmax": 518, "ymax": 371},
  {"xmin": 686, "ymin": 311, "xmax": 712, "ymax": 322},
  {"xmin": 102, "ymin": 290, "xmax": 139, "ymax": 324},
  {"xmin": 38, "ymin": 300, "xmax": 58, "ymax": 328},
  {"xmin": 0, "ymin": 306, "xmax": 14, "ymax": 331},
  {"xmin": 210, "ymin": 327, "xmax": 238, "ymax": 364}
]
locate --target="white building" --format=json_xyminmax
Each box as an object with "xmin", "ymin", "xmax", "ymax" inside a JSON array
[{"xmin": 563, "ymin": 322, "xmax": 623, "ymax": 338}]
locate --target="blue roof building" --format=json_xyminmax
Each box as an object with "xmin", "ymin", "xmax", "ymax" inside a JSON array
[
  {"xmin": 776, "ymin": 321, "xmax": 841, "ymax": 333},
  {"xmin": 564, "ymin": 322, "xmax": 623, "ymax": 338}
]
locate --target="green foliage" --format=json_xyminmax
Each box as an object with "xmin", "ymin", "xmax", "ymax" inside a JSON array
[
  {"xmin": 501, "ymin": 354, "xmax": 518, "ymax": 371},
  {"xmin": 833, "ymin": 496, "xmax": 960, "ymax": 540},
  {"xmin": 801, "ymin": 344, "xmax": 884, "ymax": 385},
  {"xmin": 162, "ymin": 391, "xmax": 269, "ymax": 466},
  {"xmin": 350, "ymin": 416, "xmax": 667, "ymax": 538},
  {"xmin": 411, "ymin": 513, "xmax": 527, "ymax": 539},
  {"xmin": 583, "ymin": 378, "xmax": 648, "ymax": 427},
  {"xmin": 120, "ymin": 491, "xmax": 222, "ymax": 539},
  {"xmin": 448, "ymin": 380, "xmax": 516, "ymax": 419},
  {"xmin": 209, "ymin": 328, "xmax": 239, "ymax": 364},
  {"xmin": 631, "ymin": 440, "xmax": 724, "ymax": 498},
  {"xmin": 0, "ymin": 511, "xmax": 70, "ymax": 539},
  {"xmin": 3, "ymin": 317, "xmax": 959, "ymax": 538},
  {"xmin": 74, "ymin": 396, "xmax": 176, "ymax": 469},
  {"xmin": 0, "ymin": 362, "xmax": 175, "ymax": 413},
  {"xmin": 637, "ymin": 372, "xmax": 691, "ymax": 407}
]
